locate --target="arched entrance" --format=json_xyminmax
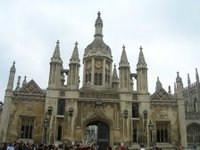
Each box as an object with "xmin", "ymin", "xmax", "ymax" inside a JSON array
[{"xmin": 85, "ymin": 121, "xmax": 110, "ymax": 150}]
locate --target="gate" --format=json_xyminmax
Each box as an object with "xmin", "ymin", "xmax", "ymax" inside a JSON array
[{"xmin": 87, "ymin": 121, "xmax": 110, "ymax": 149}]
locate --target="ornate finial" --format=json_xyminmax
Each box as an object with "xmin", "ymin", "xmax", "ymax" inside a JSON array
[
  {"xmin": 177, "ymin": 72, "xmax": 179, "ymax": 77},
  {"xmin": 10, "ymin": 61, "xmax": 16, "ymax": 71},
  {"xmin": 97, "ymin": 11, "xmax": 101, "ymax": 17},
  {"xmin": 56, "ymin": 40, "xmax": 59, "ymax": 44},
  {"xmin": 75, "ymin": 41, "xmax": 78, "ymax": 47},
  {"xmin": 137, "ymin": 46, "xmax": 147, "ymax": 69},
  {"xmin": 139, "ymin": 46, "xmax": 143, "ymax": 51},
  {"xmin": 122, "ymin": 45, "xmax": 125, "ymax": 50},
  {"xmin": 22, "ymin": 76, "xmax": 27, "ymax": 87},
  {"xmin": 114, "ymin": 63, "xmax": 116, "ymax": 67}
]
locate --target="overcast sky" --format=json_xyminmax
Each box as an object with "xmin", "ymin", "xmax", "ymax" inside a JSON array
[{"xmin": 0, "ymin": 0, "xmax": 200, "ymax": 102}]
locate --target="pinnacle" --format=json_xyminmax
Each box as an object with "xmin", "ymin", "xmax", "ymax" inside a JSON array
[
  {"xmin": 156, "ymin": 77, "xmax": 162, "ymax": 91},
  {"xmin": 70, "ymin": 41, "xmax": 80, "ymax": 63},
  {"xmin": 112, "ymin": 64, "xmax": 119, "ymax": 81},
  {"xmin": 137, "ymin": 46, "xmax": 147, "ymax": 69},
  {"xmin": 119, "ymin": 45, "xmax": 129, "ymax": 67}
]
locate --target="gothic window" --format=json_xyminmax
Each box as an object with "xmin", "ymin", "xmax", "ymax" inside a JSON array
[
  {"xmin": 57, "ymin": 99, "xmax": 65, "ymax": 115},
  {"xmin": 20, "ymin": 116, "xmax": 34, "ymax": 139},
  {"xmin": 187, "ymin": 123, "xmax": 200, "ymax": 144},
  {"xmin": 132, "ymin": 103, "xmax": 139, "ymax": 118},
  {"xmin": 132, "ymin": 121, "xmax": 138, "ymax": 142},
  {"xmin": 156, "ymin": 121, "xmax": 170, "ymax": 142},
  {"xmin": 94, "ymin": 72, "xmax": 102, "ymax": 85},
  {"xmin": 86, "ymin": 70, "xmax": 91, "ymax": 83},
  {"xmin": 94, "ymin": 61, "xmax": 103, "ymax": 85},
  {"xmin": 105, "ymin": 68, "xmax": 110, "ymax": 84},
  {"xmin": 57, "ymin": 125, "xmax": 62, "ymax": 141}
]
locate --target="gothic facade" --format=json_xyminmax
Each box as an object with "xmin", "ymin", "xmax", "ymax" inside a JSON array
[{"xmin": 0, "ymin": 12, "xmax": 199, "ymax": 149}]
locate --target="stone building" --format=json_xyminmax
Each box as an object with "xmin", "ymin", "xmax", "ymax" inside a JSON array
[{"xmin": 0, "ymin": 12, "xmax": 199, "ymax": 149}]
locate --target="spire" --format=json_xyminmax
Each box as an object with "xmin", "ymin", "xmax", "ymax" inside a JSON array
[
  {"xmin": 187, "ymin": 73, "xmax": 191, "ymax": 86},
  {"xmin": 137, "ymin": 46, "xmax": 147, "ymax": 69},
  {"xmin": 51, "ymin": 40, "xmax": 62, "ymax": 63},
  {"xmin": 70, "ymin": 41, "xmax": 80, "ymax": 64},
  {"xmin": 112, "ymin": 64, "xmax": 119, "ymax": 81},
  {"xmin": 22, "ymin": 76, "xmax": 27, "ymax": 87},
  {"xmin": 196, "ymin": 68, "xmax": 199, "ymax": 83},
  {"xmin": 15, "ymin": 76, "xmax": 21, "ymax": 91},
  {"xmin": 6, "ymin": 61, "xmax": 16, "ymax": 91},
  {"xmin": 94, "ymin": 11, "xmax": 103, "ymax": 37},
  {"xmin": 156, "ymin": 77, "xmax": 162, "ymax": 91},
  {"xmin": 119, "ymin": 45, "xmax": 129, "ymax": 67}
]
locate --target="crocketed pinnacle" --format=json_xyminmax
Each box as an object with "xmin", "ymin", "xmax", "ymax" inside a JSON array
[
  {"xmin": 137, "ymin": 46, "xmax": 147, "ymax": 69},
  {"xmin": 156, "ymin": 77, "xmax": 162, "ymax": 91},
  {"xmin": 51, "ymin": 40, "xmax": 62, "ymax": 63},
  {"xmin": 119, "ymin": 45, "xmax": 129, "ymax": 67},
  {"xmin": 22, "ymin": 76, "xmax": 27, "ymax": 87},
  {"xmin": 112, "ymin": 64, "xmax": 119, "ymax": 81},
  {"xmin": 70, "ymin": 41, "xmax": 80, "ymax": 64}
]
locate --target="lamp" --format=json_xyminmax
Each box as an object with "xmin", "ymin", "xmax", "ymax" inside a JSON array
[{"xmin": 148, "ymin": 120, "xmax": 153, "ymax": 147}]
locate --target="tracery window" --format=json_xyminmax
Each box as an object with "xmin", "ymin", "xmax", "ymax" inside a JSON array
[
  {"xmin": 187, "ymin": 123, "xmax": 200, "ymax": 144},
  {"xmin": 156, "ymin": 121, "xmax": 170, "ymax": 142},
  {"xmin": 85, "ymin": 69, "xmax": 91, "ymax": 83},
  {"xmin": 105, "ymin": 69, "xmax": 110, "ymax": 84},
  {"xmin": 57, "ymin": 99, "xmax": 65, "ymax": 115},
  {"xmin": 94, "ymin": 60, "xmax": 103, "ymax": 85},
  {"xmin": 132, "ymin": 103, "xmax": 139, "ymax": 118},
  {"xmin": 20, "ymin": 116, "xmax": 34, "ymax": 139},
  {"xmin": 94, "ymin": 73, "xmax": 102, "ymax": 85}
]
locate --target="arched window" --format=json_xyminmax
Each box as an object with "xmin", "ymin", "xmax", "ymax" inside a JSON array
[
  {"xmin": 132, "ymin": 103, "xmax": 139, "ymax": 118},
  {"xmin": 57, "ymin": 99, "xmax": 65, "ymax": 115},
  {"xmin": 20, "ymin": 116, "xmax": 34, "ymax": 139},
  {"xmin": 94, "ymin": 72, "xmax": 102, "ymax": 85},
  {"xmin": 156, "ymin": 121, "xmax": 170, "ymax": 142}
]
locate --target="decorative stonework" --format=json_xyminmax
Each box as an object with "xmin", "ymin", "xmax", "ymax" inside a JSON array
[{"xmin": 151, "ymin": 88, "xmax": 176, "ymax": 105}]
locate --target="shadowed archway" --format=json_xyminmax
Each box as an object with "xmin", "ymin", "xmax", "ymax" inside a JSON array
[{"xmin": 85, "ymin": 121, "xmax": 110, "ymax": 150}]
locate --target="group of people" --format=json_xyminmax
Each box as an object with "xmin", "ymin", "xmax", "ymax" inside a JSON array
[
  {"xmin": 0, "ymin": 141, "xmax": 113, "ymax": 150},
  {"xmin": 0, "ymin": 141, "xmax": 184, "ymax": 150}
]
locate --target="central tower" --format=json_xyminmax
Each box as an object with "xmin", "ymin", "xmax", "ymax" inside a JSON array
[{"xmin": 82, "ymin": 11, "xmax": 113, "ymax": 89}]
